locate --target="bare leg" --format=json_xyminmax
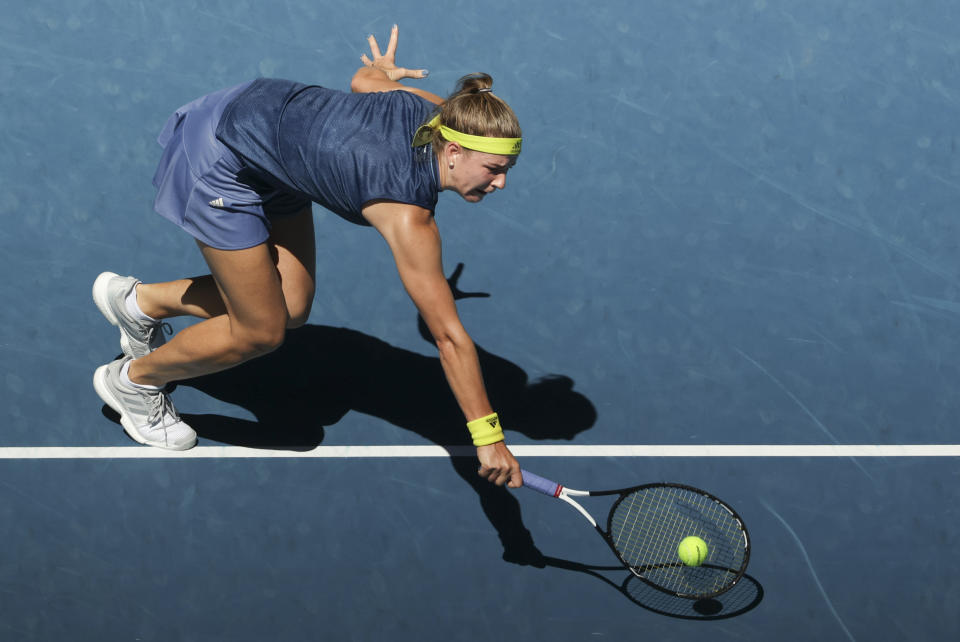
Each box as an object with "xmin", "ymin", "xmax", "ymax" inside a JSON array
[
  {"xmin": 136, "ymin": 275, "xmax": 227, "ymax": 320},
  {"xmin": 127, "ymin": 206, "xmax": 316, "ymax": 386}
]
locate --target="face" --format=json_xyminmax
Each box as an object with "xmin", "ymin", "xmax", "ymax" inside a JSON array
[{"xmin": 444, "ymin": 146, "xmax": 517, "ymax": 202}]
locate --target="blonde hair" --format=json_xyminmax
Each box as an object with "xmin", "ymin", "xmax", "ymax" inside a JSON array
[{"xmin": 429, "ymin": 73, "xmax": 521, "ymax": 153}]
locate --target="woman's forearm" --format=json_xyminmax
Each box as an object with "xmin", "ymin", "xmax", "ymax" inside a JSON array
[{"xmin": 434, "ymin": 330, "xmax": 494, "ymax": 422}]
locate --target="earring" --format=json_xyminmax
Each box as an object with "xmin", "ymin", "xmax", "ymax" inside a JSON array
[{"xmin": 448, "ymin": 162, "xmax": 454, "ymax": 170}]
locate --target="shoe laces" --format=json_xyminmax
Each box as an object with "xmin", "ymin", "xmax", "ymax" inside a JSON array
[
  {"xmin": 146, "ymin": 321, "xmax": 173, "ymax": 344},
  {"xmin": 147, "ymin": 389, "xmax": 181, "ymax": 428}
]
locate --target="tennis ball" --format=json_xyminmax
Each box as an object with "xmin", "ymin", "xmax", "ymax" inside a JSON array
[{"xmin": 677, "ymin": 536, "xmax": 708, "ymax": 566}]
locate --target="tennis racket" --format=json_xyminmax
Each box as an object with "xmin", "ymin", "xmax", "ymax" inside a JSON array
[{"xmin": 522, "ymin": 470, "xmax": 750, "ymax": 599}]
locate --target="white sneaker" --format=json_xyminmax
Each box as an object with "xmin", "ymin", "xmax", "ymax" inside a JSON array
[
  {"xmin": 93, "ymin": 356, "xmax": 197, "ymax": 450},
  {"xmin": 93, "ymin": 272, "xmax": 170, "ymax": 358}
]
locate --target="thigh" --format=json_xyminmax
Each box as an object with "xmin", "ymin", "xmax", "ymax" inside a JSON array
[
  {"xmin": 268, "ymin": 205, "xmax": 316, "ymax": 325},
  {"xmin": 199, "ymin": 240, "xmax": 289, "ymax": 336}
]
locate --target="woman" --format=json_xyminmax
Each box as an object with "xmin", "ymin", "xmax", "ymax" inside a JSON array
[{"xmin": 92, "ymin": 26, "xmax": 523, "ymax": 488}]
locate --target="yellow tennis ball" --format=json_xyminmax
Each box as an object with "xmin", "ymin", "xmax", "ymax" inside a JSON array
[{"xmin": 677, "ymin": 536, "xmax": 708, "ymax": 566}]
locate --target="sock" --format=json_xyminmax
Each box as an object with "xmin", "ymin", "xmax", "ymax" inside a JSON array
[
  {"xmin": 125, "ymin": 285, "xmax": 159, "ymax": 324},
  {"xmin": 120, "ymin": 360, "xmax": 163, "ymax": 392}
]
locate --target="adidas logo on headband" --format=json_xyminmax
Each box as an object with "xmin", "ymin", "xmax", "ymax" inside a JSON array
[{"xmin": 412, "ymin": 115, "xmax": 522, "ymax": 155}]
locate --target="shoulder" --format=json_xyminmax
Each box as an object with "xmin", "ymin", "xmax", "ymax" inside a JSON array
[{"xmin": 362, "ymin": 200, "xmax": 435, "ymax": 233}]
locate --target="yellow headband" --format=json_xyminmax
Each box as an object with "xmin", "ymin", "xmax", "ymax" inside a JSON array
[{"xmin": 412, "ymin": 115, "xmax": 522, "ymax": 155}]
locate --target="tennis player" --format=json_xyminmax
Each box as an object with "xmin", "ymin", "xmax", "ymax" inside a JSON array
[{"xmin": 92, "ymin": 25, "xmax": 522, "ymax": 487}]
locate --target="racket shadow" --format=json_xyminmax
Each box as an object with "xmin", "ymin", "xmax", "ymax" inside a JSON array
[
  {"xmin": 152, "ymin": 263, "xmax": 597, "ymax": 566},
  {"xmin": 542, "ymin": 555, "xmax": 765, "ymax": 620}
]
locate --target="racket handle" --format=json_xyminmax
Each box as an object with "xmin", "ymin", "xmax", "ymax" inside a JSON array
[{"xmin": 521, "ymin": 469, "xmax": 561, "ymax": 497}]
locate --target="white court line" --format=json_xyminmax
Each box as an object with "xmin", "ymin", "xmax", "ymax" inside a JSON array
[{"xmin": 0, "ymin": 444, "xmax": 958, "ymax": 459}]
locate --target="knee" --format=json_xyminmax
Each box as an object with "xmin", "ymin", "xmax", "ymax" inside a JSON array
[
  {"xmin": 251, "ymin": 329, "xmax": 286, "ymax": 356},
  {"xmin": 285, "ymin": 289, "xmax": 314, "ymax": 330},
  {"xmin": 286, "ymin": 307, "xmax": 312, "ymax": 329},
  {"xmin": 233, "ymin": 319, "xmax": 287, "ymax": 358}
]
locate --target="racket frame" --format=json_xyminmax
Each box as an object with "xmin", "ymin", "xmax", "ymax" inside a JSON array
[{"xmin": 526, "ymin": 473, "xmax": 750, "ymax": 600}]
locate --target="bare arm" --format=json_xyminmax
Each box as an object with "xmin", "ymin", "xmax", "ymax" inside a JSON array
[
  {"xmin": 351, "ymin": 25, "xmax": 444, "ymax": 106},
  {"xmin": 364, "ymin": 201, "xmax": 521, "ymax": 487}
]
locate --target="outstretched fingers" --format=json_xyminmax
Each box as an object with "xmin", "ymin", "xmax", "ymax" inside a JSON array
[
  {"xmin": 384, "ymin": 23, "xmax": 399, "ymax": 59},
  {"xmin": 361, "ymin": 25, "xmax": 428, "ymax": 81}
]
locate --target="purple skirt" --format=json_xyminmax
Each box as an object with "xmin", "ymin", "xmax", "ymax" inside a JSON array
[{"xmin": 151, "ymin": 81, "xmax": 310, "ymax": 250}]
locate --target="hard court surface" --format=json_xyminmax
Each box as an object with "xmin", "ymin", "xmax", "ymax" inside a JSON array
[{"xmin": 1, "ymin": 1, "xmax": 958, "ymax": 640}]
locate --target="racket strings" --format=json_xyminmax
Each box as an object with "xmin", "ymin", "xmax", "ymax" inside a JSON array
[{"xmin": 609, "ymin": 486, "xmax": 746, "ymax": 597}]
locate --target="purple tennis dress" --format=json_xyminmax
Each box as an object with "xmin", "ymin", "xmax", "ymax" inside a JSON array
[{"xmin": 151, "ymin": 78, "xmax": 440, "ymax": 249}]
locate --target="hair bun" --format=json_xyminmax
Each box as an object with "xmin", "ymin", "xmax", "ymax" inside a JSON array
[{"xmin": 455, "ymin": 72, "xmax": 494, "ymax": 95}]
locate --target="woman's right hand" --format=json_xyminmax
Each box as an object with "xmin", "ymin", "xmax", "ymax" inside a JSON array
[{"xmin": 477, "ymin": 441, "xmax": 523, "ymax": 488}]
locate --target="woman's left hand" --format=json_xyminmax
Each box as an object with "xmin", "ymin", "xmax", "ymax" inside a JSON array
[{"xmin": 361, "ymin": 24, "xmax": 428, "ymax": 81}]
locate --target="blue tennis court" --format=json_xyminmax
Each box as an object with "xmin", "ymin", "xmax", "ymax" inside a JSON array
[{"xmin": 2, "ymin": 1, "xmax": 959, "ymax": 639}]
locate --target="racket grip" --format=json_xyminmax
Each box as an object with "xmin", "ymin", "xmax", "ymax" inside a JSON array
[{"xmin": 521, "ymin": 469, "xmax": 561, "ymax": 497}]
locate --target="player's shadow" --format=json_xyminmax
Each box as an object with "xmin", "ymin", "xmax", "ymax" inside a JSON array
[{"xmin": 174, "ymin": 263, "xmax": 597, "ymax": 566}]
